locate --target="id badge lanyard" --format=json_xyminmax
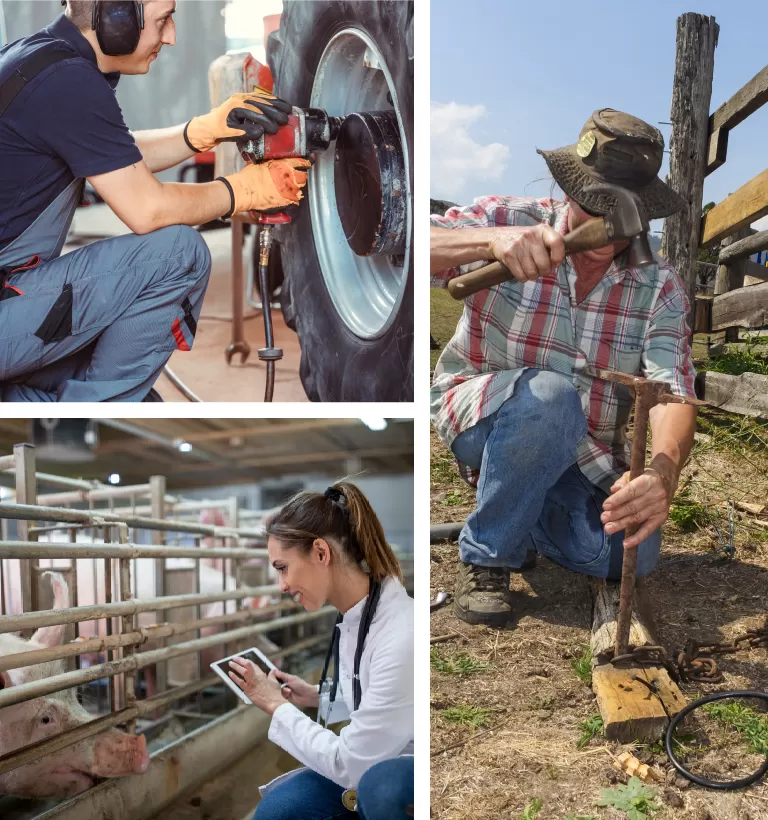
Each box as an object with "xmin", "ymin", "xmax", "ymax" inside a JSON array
[{"xmin": 317, "ymin": 580, "xmax": 382, "ymax": 727}]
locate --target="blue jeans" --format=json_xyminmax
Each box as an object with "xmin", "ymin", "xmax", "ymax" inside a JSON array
[
  {"xmin": 254, "ymin": 758, "xmax": 414, "ymax": 820},
  {"xmin": 451, "ymin": 369, "xmax": 661, "ymax": 579}
]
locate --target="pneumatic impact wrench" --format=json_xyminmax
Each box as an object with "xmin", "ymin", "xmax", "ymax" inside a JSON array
[{"xmin": 237, "ymin": 107, "xmax": 342, "ymax": 402}]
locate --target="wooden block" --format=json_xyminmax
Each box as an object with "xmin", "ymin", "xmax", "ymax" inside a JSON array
[
  {"xmin": 701, "ymin": 168, "xmax": 768, "ymax": 247},
  {"xmin": 590, "ymin": 579, "xmax": 686, "ymax": 742},
  {"xmin": 705, "ymin": 126, "xmax": 728, "ymax": 176},
  {"xmin": 594, "ymin": 664, "xmax": 685, "ymax": 743}
]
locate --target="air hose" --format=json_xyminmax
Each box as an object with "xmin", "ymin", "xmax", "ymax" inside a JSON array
[{"xmin": 665, "ymin": 690, "xmax": 768, "ymax": 790}]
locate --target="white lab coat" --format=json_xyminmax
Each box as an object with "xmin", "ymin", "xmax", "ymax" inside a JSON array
[{"xmin": 261, "ymin": 576, "xmax": 414, "ymax": 793}]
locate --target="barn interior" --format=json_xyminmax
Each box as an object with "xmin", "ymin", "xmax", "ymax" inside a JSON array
[{"xmin": 0, "ymin": 418, "xmax": 414, "ymax": 820}]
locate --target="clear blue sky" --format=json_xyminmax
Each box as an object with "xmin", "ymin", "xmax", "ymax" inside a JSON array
[{"xmin": 431, "ymin": 0, "xmax": 768, "ymax": 231}]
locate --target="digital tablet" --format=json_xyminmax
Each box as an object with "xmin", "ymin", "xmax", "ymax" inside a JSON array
[{"xmin": 210, "ymin": 647, "xmax": 282, "ymax": 705}]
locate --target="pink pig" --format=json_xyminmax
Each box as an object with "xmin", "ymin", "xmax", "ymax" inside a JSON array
[{"xmin": 0, "ymin": 572, "xmax": 150, "ymax": 798}]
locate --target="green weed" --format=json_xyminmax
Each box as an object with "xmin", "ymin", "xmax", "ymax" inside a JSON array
[
  {"xmin": 441, "ymin": 704, "xmax": 490, "ymax": 728},
  {"xmin": 576, "ymin": 714, "xmax": 604, "ymax": 749},
  {"xmin": 443, "ymin": 490, "xmax": 466, "ymax": 507},
  {"xmin": 706, "ymin": 333, "xmax": 768, "ymax": 377},
  {"xmin": 597, "ymin": 777, "xmax": 660, "ymax": 820},
  {"xmin": 701, "ymin": 700, "xmax": 768, "ymax": 755},
  {"xmin": 570, "ymin": 645, "xmax": 593, "ymax": 685},
  {"xmin": 519, "ymin": 798, "xmax": 543, "ymax": 820},
  {"xmin": 668, "ymin": 499, "xmax": 709, "ymax": 532},
  {"xmin": 430, "ymin": 648, "xmax": 490, "ymax": 676}
]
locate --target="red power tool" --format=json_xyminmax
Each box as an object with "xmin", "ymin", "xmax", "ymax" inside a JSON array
[
  {"xmin": 237, "ymin": 107, "xmax": 342, "ymax": 402},
  {"xmin": 240, "ymin": 107, "xmax": 342, "ymax": 164}
]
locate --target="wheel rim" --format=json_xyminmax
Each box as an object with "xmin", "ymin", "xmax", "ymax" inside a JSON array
[{"xmin": 309, "ymin": 28, "xmax": 411, "ymax": 340}]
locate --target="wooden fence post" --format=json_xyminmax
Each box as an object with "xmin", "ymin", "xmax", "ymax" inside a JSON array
[
  {"xmin": 715, "ymin": 227, "xmax": 750, "ymax": 342},
  {"xmin": 662, "ymin": 13, "xmax": 719, "ymax": 333}
]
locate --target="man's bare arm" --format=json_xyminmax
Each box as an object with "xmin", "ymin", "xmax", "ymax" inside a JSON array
[
  {"xmin": 601, "ymin": 402, "xmax": 697, "ymax": 548},
  {"xmin": 648, "ymin": 402, "xmax": 697, "ymax": 493},
  {"xmin": 89, "ymin": 161, "xmax": 230, "ymax": 234},
  {"xmin": 430, "ymin": 224, "xmax": 565, "ymax": 281},
  {"xmin": 132, "ymin": 125, "xmax": 196, "ymax": 174},
  {"xmin": 430, "ymin": 225, "xmax": 497, "ymax": 273}
]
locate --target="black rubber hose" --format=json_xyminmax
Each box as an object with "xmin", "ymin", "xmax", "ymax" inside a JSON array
[
  {"xmin": 259, "ymin": 239, "xmax": 276, "ymax": 403},
  {"xmin": 665, "ymin": 690, "xmax": 768, "ymax": 790},
  {"xmin": 430, "ymin": 522, "xmax": 463, "ymax": 543}
]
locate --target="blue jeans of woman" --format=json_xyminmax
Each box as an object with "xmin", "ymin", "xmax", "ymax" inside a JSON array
[
  {"xmin": 451, "ymin": 368, "xmax": 661, "ymax": 579},
  {"xmin": 254, "ymin": 757, "xmax": 414, "ymax": 820}
]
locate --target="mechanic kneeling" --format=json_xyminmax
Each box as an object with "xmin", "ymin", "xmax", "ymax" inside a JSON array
[{"xmin": 0, "ymin": 0, "xmax": 309, "ymax": 401}]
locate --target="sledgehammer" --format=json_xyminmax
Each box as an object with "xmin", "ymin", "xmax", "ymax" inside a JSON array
[{"xmin": 446, "ymin": 183, "xmax": 654, "ymax": 299}]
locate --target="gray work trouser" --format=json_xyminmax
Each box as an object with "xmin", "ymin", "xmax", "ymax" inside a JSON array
[{"xmin": 0, "ymin": 178, "xmax": 211, "ymax": 401}]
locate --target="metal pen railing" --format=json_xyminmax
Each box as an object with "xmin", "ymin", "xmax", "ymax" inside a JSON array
[{"xmin": 0, "ymin": 444, "xmax": 336, "ymax": 797}]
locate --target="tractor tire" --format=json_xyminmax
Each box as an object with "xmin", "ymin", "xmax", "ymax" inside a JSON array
[{"xmin": 267, "ymin": 1, "xmax": 414, "ymax": 401}]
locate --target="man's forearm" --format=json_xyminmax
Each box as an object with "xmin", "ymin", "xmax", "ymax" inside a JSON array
[
  {"xmin": 133, "ymin": 125, "xmax": 196, "ymax": 173},
  {"xmin": 430, "ymin": 225, "xmax": 510, "ymax": 273},
  {"xmin": 145, "ymin": 180, "xmax": 231, "ymax": 232},
  {"xmin": 648, "ymin": 403, "xmax": 697, "ymax": 493}
]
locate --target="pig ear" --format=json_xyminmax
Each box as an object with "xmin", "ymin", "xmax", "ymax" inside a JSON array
[
  {"xmin": 44, "ymin": 571, "xmax": 70, "ymax": 610},
  {"xmin": 31, "ymin": 623, "xmax": 66, "ymax": 649},
  {"xmin": 31, "ymin": 572, "xmax": 70, "ymax": 648}
]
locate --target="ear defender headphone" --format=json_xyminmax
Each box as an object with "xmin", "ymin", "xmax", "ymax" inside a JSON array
[{"xmin": 91, "ymin": 1, "xmax": 145, "ymax": 56}]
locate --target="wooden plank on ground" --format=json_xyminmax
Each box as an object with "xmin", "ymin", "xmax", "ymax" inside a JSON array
[
  {"xmin": 701, "ymin": 168, "xmax": 768, "ymax": 246},
  {"xmin": 706, "ymin": 65, "xmax": 768, "ymax": 175},
  {"xmin": 590, "ymin": 579, "xmax": 685, "ymax": 743},
  {"xmin": 718, "ymin": 229, "xmax": 768, "ymax": 265},
  {"xmin": 592, "ymin": 665, "xmax": 685, "ymax": 742},
  {"xmin": 695, "ymin": 371, "xmax": 768, "ymax": 418},
  {"xmin": 711, "ymin": 280, "xmax": 768, "ymax": 330}
]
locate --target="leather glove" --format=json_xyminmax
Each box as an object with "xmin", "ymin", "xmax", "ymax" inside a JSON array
[
  {"xmin": 218, "ymin": 158, "xmax": 311, "ymax": 217},
  {"xmin": 185, "ymin": 91, "xmax": 292, "ymax": 153}
]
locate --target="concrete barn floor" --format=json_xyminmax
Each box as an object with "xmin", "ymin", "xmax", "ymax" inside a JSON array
[{"xmin": 65, "ymin": 204, "xmax": 308, "ymax": 403}]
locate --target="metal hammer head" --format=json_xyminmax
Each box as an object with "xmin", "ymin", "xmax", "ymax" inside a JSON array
[{"xmin": 582, "ymin": 183, "xmax": 654, "ymax": 268}]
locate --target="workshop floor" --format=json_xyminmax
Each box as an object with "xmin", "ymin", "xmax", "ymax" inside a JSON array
[{"xmin": 66, "ymin": 206, "xmax": 308, "ymax": 403}]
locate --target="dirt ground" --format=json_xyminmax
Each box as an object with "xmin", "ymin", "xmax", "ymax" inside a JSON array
[{"xmin": 430, "ymin": 410, "xmax": 768, "ymax": 820}]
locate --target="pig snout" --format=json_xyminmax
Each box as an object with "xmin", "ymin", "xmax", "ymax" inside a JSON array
[{"xmin": 90, "ymin": 730, "xmax": 150, "ymax": 778}]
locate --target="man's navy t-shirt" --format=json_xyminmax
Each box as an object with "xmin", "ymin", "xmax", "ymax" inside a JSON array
[{"xmin": 0, "ymin": 14, "xmax": 142, "ymax": 250}]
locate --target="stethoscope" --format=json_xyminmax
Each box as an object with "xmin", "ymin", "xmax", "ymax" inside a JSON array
[{"xmin": 318, "ymin": 580, "xmax": 382, "ymax": 722}]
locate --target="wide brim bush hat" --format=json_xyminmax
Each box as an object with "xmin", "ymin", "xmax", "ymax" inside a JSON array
[{"xmin": 537, "ymin": 108, "xmax": 686, "ymax": 220}]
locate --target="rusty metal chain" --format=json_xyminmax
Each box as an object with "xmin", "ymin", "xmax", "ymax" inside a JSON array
[{"xmin": 604, "ymin": 626, "xmax": 768, "ymax": 684}]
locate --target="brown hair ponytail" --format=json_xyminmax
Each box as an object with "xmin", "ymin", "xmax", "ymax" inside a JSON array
[{"xmin": 265, "ymin": 481, "xmax": 403, "ymax": 583}]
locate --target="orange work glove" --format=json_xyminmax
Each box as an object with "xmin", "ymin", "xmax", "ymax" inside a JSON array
[
  {"xmin": 217, "ymin": 159, "xmax": 311, "ymax": 217},
  {"xmin": 185, "ymin": 91, "xmax": 292, "ymax": 153}
]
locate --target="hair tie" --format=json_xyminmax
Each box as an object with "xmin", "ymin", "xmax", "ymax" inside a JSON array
[{"xmin": 324, "ymin": 486, "xmax": 343, "ymax": 503}]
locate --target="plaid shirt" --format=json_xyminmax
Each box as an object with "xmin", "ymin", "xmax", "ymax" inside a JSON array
[{"xmin": 431, "ymin": 196, "xmax": 697, "ymax": 490}]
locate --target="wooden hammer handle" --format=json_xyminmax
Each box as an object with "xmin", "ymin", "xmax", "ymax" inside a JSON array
[{"xmin": 446, "ymin": 219, "xmax": 610, "ymax": 300}]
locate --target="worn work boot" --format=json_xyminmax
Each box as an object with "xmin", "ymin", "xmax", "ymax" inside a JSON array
[{"xmin": 453, "ymin": 560, "xmax": 512, "ymax": 626}]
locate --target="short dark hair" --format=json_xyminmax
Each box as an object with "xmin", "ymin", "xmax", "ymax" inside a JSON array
[{"xmin": 65, "ymin": 1, "xmax": 95, "ymax": 32}]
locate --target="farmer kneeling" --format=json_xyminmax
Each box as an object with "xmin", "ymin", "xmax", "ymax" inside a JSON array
[{"xmin": 430, "ymin": 109, "xmax": 698, "ymax": 626}]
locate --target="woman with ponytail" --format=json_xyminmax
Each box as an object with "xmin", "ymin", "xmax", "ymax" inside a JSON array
[{"xmin": 226, "ymin": 482, "xmax": 414, "ymax": 820}]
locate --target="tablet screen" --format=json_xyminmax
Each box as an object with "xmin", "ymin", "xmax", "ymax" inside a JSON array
[{"xmin": 215, "ymin": 649, "xmax": 272, "ymax": 677}]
